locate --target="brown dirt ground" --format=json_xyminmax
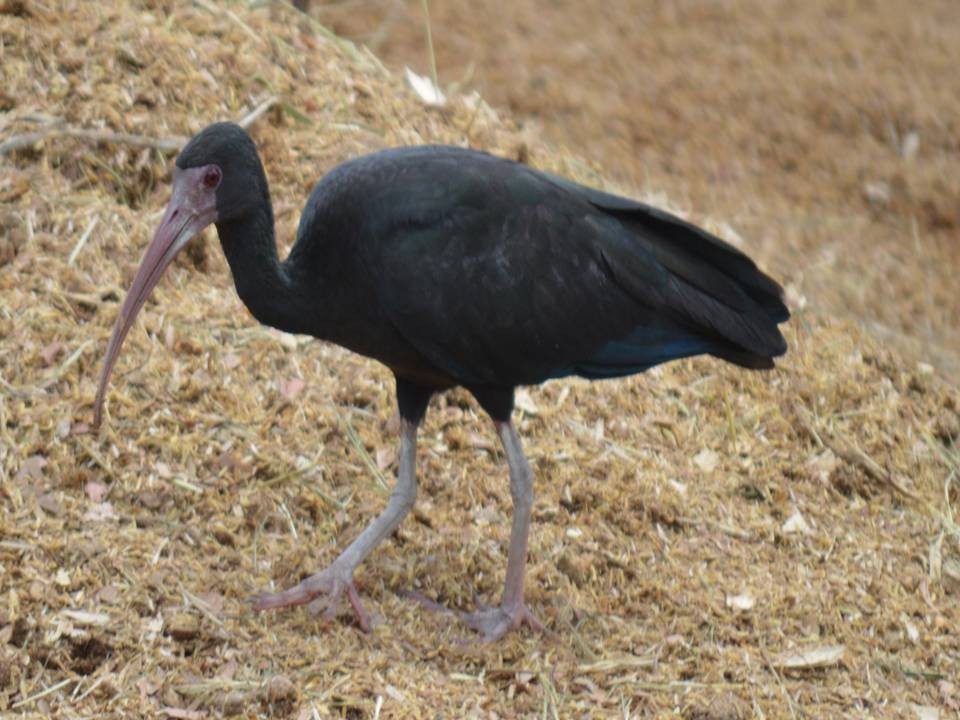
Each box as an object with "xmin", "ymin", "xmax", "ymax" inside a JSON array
[
  {"xmin": 1, "ymin": 1, "xmax": 959, "ymax": 719},
  {"xmin": 317, "ymin": 0, "xmax": 960, "ymax": 381}
]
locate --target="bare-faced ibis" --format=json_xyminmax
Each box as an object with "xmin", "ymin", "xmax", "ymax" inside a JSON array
[{"xmin": 94, "ymin": 123, "xmax": 788, "ymax": 641}]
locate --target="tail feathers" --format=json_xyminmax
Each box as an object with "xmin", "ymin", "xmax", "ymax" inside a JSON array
[
  {"xmin": 664, "ymin": 274, "xmax": 788, "ymax": 359},
  {"xmin": 612, "ymin": 208, "xmax": 790, "ymax": 328}
]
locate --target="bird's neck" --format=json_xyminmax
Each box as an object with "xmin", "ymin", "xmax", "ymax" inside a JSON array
[{"xmin": 215, "ymin": 204, "xmax": 310, "ymax": 336}]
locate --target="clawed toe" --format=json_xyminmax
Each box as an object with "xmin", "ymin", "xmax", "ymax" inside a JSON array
[
  {"xmin": 460, "ymin": 603, "xmax": 544, "ymax": 642},
  {"xmin": 305, "ymin": 581, "xmax": 371, "ymax": 632},
  {"xmin": 402, "ymin": 590, "xmax": 545, "ymax": 642},
  {"xmin": 247, "ymin": 566, "xmax": 371, "ymax": 632}
]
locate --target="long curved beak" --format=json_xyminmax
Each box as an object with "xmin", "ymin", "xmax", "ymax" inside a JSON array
[{"xmin": 93, "ymin": 169, "xmax": 216, "ymax": 427}]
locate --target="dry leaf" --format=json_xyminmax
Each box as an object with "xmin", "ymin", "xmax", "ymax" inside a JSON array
[
  {"xmin": 902, "ymin": 615, "xmax": 919, "ymax": 642},
  {"xmin": 782, "ymin": 509, "xmax": 810, "ymax": 534},
  {"xmin": 61, "ymin": 609, "xmax": 110, "ymax": 626},
  {"xmin": 56, "ymin": 419, "xmax": 71, "ymax": 438},
  {"xmin": 83, "ymin": 501, "xmax": 118, "ymax": 522},
  {"xmin": 929, "ymin": 531, "xmax": 943, "ymax": 582},
  {"xmin": 404, "ymin": 67, "xmax": 446, "ymax": 106},
  {"xmin": 693, "ymin": 448, "xmax": 719, "ymax": 473},
  {"xmin": 195, "ymin": 591, "xmax": 224, "ymax": 615},
  {"xmin": 40, "ymin": 340, "xmax": 63, "ymax": 365},
  {"xmin": 161, "ymin": 709, "xmax": 205, "ymax": 720},
  {"xmin": 806, "ymin": 449, "xmax": 837, "ymax": 482},
  {"xmin": 279, "ymin": 377, "xmax": 306, "ymax": 401},
  {"xmin": 217, "ymin": 660, "xmax": 238, "ymax": 680},
  {"xmin": 910, "ymin": 705, "xmax": 940, "ymax": 720},
  {"xmin": 16, "ymin": 455, "xmax": 47, "ymax": 483},
  {"xmin": 376, "ymin": 446, "xmax": 396, "ymax": 471},
  {"xmin": 770, "ymin": 644, "xmax": 844, "ymax": 669},
  {"xmin": 726, "ymin": 592, "xmax": 755, "ymax": 612},
  {"xmin": 85, "ymin": 481, "xmax": 109, "ymax": 503},
  {"xmin": 515, "ymin": 388, "xmax": 539, "ymax": 415},
  {"xmin": 95, "ymin": 585, "xmax": 120, "ymax": 605},
  {"xmin": 38, "ymin": 492, "xmax": 62, "ymax": 516},
  {"xmin": 165, "ymin": 612, "xmax": 200, "ymax": 641},
  {"xmin": 0, "ymin": 172, "xmax": 30, "ymax": 202},
  {"xmin": 137, "ymin": 677, "xmax": 161, "ymax": 699},
  {"xmin": 938, "ymin": 680, "xmax": 958, "ymax": 710}
]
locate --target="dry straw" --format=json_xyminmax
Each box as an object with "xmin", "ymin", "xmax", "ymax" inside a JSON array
[{"xmin": 0, "ymin": 0, "xmax": 958, "ymax": 717}]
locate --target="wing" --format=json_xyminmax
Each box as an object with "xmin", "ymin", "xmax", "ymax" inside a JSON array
[
  {"xmin": 539, "ymin": 171, "xmax": 790, "ymax": 324},
  {"xmin": 359, "ymin": 149, "xmax": 787, "ymax": 387}
]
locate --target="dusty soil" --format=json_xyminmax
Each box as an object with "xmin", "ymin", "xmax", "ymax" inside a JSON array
[
  {"xmin": 1, "ymin": 1, "xmax": 959, "ymax": 719},
  {"xmin": 317, "ymin": 0, "xmax": 960, "ymax": 380}
]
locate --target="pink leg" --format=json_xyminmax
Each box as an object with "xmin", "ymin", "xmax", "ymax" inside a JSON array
[
  {"xmin": 248, "ymin": 419, "xmax": 419, "ymax": 631},
  {"xmin": 406, "ymin": 421, "xmax": 546, "ymax": 642}
]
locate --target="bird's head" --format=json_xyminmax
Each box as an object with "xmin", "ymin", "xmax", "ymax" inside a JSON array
[{"xmin": 92, "ymin": 122, "xmax": 264, "ymax": 427}]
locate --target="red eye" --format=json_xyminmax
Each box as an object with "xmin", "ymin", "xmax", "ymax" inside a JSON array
[{"xmin": 203, "ymin": 167, "xmax": 222, "ymax": 189}]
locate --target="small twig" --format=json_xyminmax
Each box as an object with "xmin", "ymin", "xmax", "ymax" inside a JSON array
[
  {"xmin": 0, "ymin": 373, "xmax": 42, "ymax": 399},
  {"xmin": 60, "ymin": 128, "xmax": 186, "ymax": 151},
  {"xmin": 678, "ymin": 516, "xmax": 753, "ymax": 541},
  {"xmin": 176, "ymin": 679, "xmax": 259, "ymax": 698},
  {"xmin": 565, "ymin": 418, "xmax": 650, "ymax": 461},
  {"xmin": 366, "ymin": 0, "xmax": 403, "ymax": 51},
  {"xmin": 420, "ymin": 0, "xmax": 440, "ymax": 95},
  {"xmin": 307, "ymin": 483, "xmax": 347, "ymax": 511},
  {"xmin": 759, "ymin": 646, "xmax": 800, "ymax": 720},
  {"xmin": 73, "ymin": 665, "xmax": 115, "ymax": 703},
  {"xmin": 68, "ymin": 215, "xmax": 99, "ymax": 266},
  {"xmin": 237, "ymin": 96, "xmax": 279, "ymax": 130},
  {"xmin": 261, "ymin": 462, "xmax": 318, "ymax": 487},
  {"xmin": 77, "ymin": 437, "xmax": 117, "ymax": 482},
  {"xmin": 41, "ymin": 339, "xmax": 95, "ymax": 390},
  {"xmin": 278, "ymin": 500, "xmax": 299, "ymax": 539},
  {"xmin": 0, "ymin": 131, "xmax": 50, "ymax": 155},
  {"xmin": 193, "ymin": 0, "xmax": 261, "ymax": 43},
  {"xmin": 831, "ymin": 441, "xmax": 924, "ymax": 502},
  {"xmin": 180, "ymin": 585, "xmax": 226, "ymax": 628},
  {"xmin": 11, "ymin": 678, "xmax": 74, "ymax": 709},
  {"xmin": 180, "ymin": 585, "xmax": 252, "ymax": 641},
  {"xmin": 2, "ymin": 96, "xmax": 278, "ymax": 158},
  {"xmin": 0, "ymin": 127, "xmax": 185, "ymax": 156},
  {"xmin": 0, "ymin": 339, "xmax": 93, "ymax": 398},
  {"xmin": 0, "ymin": 539, "xmax": 35, "ymax": 552},
  {"xmin": 172, "ymin": 476, "xmax": 205, "ymax": 494},
  {"xmin": 332, "ymin": 405, "xmax": 389, "ymax": 491},
  {"xmin": 607, "ymin": 678, "xmax": 743, "ymax": 691},
  {"xmin": 266, "ymin": 0, "xmax": 387, "ymax": 74},
  {"xmin": 794, "ymin": 404, "xmax": 923, "ymax": 502}
]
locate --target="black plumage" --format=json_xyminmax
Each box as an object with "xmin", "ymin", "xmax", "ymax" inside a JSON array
[{"xmin": 95, "ymin": 123, "xmax": 788, "ymax": 640}]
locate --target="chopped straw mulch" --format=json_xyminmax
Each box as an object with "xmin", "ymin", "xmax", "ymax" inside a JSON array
[{"xmin": 1, "ymin": 1, "xmax": 959, "ymax": 718}]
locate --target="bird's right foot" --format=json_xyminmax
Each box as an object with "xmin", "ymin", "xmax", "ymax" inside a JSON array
[
  {"xmin": 401, "ymin": 590, "xmax": 547, "ymax": 643},
  {"xmin": 247, "ymin": 563, "xmax": 371, "ymax": 632}
]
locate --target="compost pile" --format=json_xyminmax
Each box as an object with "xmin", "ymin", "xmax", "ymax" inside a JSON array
[{"xmin": 1, "ymin": 1, "xmax": 958, "ymax": 717}]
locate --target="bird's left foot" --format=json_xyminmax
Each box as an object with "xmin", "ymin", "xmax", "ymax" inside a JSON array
[
  {"xmin": 403, "ymin": 591, "xmax": 546, "ymax": 642},
  {"xmin": 460, "ymin": 600, "xmax": 545, "ymax": 642},
  {"xmin": 246, "ymin": 563, "xmax": 371, "ymax": 632}
]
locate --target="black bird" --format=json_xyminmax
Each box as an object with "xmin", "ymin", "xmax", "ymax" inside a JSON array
[{"xmin": 94, "ymin": 122, "xmax": 788, "ymax": 641}]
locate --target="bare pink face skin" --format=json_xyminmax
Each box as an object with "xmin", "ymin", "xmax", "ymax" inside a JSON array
[{"xmin": 93, "ymin": 164, "xmax": 222, "ymax": 427}]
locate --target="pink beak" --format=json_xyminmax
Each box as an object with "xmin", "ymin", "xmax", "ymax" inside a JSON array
[{"xmin": 93, "ymin": 166, "xmax": 218, "ymax": 427}]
